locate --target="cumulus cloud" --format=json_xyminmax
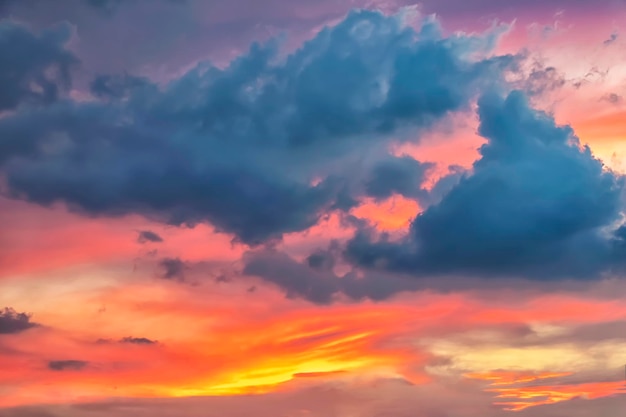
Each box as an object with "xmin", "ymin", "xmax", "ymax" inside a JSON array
[
  {"xmin": 0, "ymin": 10, "xmax": 515, "ymax": 246},
  {"xmin": 0, "ymin": 308, "xmax": 38, "ymax": 334},
  {"xmin": 346, "ymin": 90, "xmax": 626, "ymax": 279}
]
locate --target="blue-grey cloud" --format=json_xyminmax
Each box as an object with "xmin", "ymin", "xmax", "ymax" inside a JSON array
[
  {"xmin": 89, "ymin": 74, "xmax": 151, "ymax": 99},
  {"xmin": 243, "ymin": 249, "xmax": 419, "ymax": 304},
  {"xmin": 0, "ymin": 308, "xmax": 38, "ymax": 335},
  {"xmin": 84, "ymin": 0, "xmax": 186, "ymax": 13},
  {"xmin": 346, "ymin": 90, "xmax": 626, "ymax": 280},
  {"xmin": 0, "ymin": 21, "xmax": 76, "ymax": 112},
  {"xmin": 365, "ymin": 156, "xmax": 433, "ymax": 201},
  {"xmin": 0, "ymin": 11, "xmax": 516, "ymax": 246},
  {"xmin": 1, "ymin": 0, "xmax": 185, "ymax": 16}
]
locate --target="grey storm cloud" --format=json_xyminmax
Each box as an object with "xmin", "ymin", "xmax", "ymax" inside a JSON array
[
  {"xmin": 0, "ymin": 308, "xmax": 38, "ymax": 335},
  {"xmin": 47, "ymin": 360, "xmax": 89, "ymax": 371},
  {"xmin": 346, "ymin": 91, "xmax": 626, "ymax": 280},
  {"xmin": 0, "ymin": 10, "xmax": 516, "ymax": 246}
]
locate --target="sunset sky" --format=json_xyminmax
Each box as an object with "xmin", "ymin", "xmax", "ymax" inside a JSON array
[{"xmin": 1, "ymin": 0, "xmax": 626, "ymax": 416}]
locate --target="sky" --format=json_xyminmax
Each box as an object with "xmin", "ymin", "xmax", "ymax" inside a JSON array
[{"xmin": 1, "ymin": 0, "xmax": 626, "ymax": 416}]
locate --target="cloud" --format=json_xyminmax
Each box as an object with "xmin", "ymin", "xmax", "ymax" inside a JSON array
[
  {"xmin": 89, "ymin": 74, "xmax": 151, "ymax": 99},
  {"xmin": 119, "ymin": 336, "xmax": 158, "ymax": 345},
  {"xmin": 0, "ymin": 308, "xmax": 38, "ymax": 335},
  {"xmin": 0, "ymin": 20, "xmax": 76, "ymax": 112},
  {"xmin": 243, "ymin": 249, "xmax": 419, "ymax": 304},
  {"xmin": 158, "ymin": 258, "xmax": 186, "ymax": 281},
  {"xmin": 84, "ymin": 0, "xmax": 186, "ymax": 13},
  {"xmin": 601, "ymin": 93, "xmax": 623, "ymax": 105},
  {"xmin": 346, "ymin": 90, "xmax": 626, "ymax": 280},
  {"xmin": 0, "ymin": 11, "xmax": 516, "ymax": 246},
  {"xmin": 47, "ymin": 360, "xmax": 89, "ymax": 371},
  {"xmin": 95, "ymin": 336, "xmax": 158, "ymax": 345},
  {"xmin": 364, "ymin": 156, "xmax": 433, "ymax": 201},
  {"xmin": 603, "ymin": 31, "xmax": 618, "ymax": 46},
  {"xmin": 136, "ymin": 230, "xmax": 163, "ymax": 244}
]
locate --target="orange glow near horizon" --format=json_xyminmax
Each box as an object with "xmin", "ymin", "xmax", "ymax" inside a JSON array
[
  {"xmin": 491, "ymin": 381, "xmax": 626, "ymax": 411},
  {"xmin": 466, "ymin": 371, "xmax": 626, "ymax": 411},
  {"xmin": 2, "ymin": 273, "xmax": 626, "ymax": 410}
]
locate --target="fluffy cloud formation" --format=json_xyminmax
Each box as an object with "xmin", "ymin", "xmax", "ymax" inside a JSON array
[
  {"xmin": 0, "ymin": 308, "xmax": 38, "ymax": 335},
  {"xmin": 0, "ymin": 10, "xmax": 514, "ymax": 245},
  {"xmin": 346, "ymin": 91, "xmax": 626, "ymax": 280}
]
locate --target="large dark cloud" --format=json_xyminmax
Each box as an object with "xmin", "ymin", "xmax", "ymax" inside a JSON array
[
  {"xmin": 346, "ymin": 90, "xmax": 626, "ymax": 279},
  {"xmin": 0, "ymin": 308, "xmax": 38, "ymax": 335},
  {"xmin": 0, "ymin": 21, "xmax": 76, "ymax": 112},
  {"xmin": 0, "ymin": 11, "xmax": 515, "ymax": 245}
]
